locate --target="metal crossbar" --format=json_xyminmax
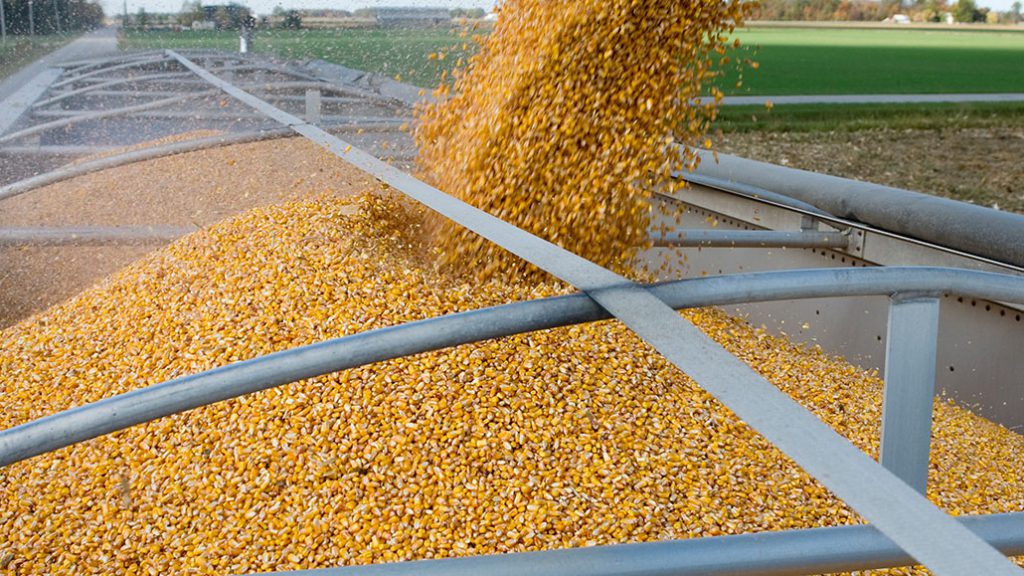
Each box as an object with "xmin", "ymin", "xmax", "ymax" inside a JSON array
[
  {"xmin": 0, "ymin": 226, "xmax": 192, "ymax": 246},
  {"xmin": 4, "ymin": 266, "xmax": 1023, "ymax": 576},
  {"xmin": 0, "ymin": 93, "xmax": 215, "ymax": 144},
  {"xmin": 2, "ymin": 267, "xmax": 1021, "ymax": 467},
  {"xmin": 252, "ymin": 511, "xmax": 1024, "ymax": 576},
  {"xmin": 651, "ymin": 229, "xmax": 849, "ymax": 249},
  {"xmin": 31, "ymin": 72, "xmax": 197, "ymax": 108}
]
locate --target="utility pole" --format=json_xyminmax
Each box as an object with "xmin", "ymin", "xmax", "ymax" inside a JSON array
[
  {"xmin": 1, "ymin": 0, "xmax": 7, "ymax": 46},
  {"xmin": 28, "ymin": 0, "xmax": 34, "ymax": 37},
  {"xmin": 52, "ymin": 0, "xmax": 61, "ymax": 33},
  {"xmin": 123, "ymin": 0, "xmax": 128, "ymax": 28}
]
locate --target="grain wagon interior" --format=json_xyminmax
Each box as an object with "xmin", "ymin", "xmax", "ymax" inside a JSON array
[{"xmin": 1, "ymin": 6, "xmax": 1023, "ymax": 576}]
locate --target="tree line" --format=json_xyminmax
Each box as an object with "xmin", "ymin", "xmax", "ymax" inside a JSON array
[
  {"xmin": 751, "ymin": 0, "xmax": 1023, "ymax": 23},
  {"xmin": 1, "ymin": 0, "xmax": 104, "ymax": 36}
]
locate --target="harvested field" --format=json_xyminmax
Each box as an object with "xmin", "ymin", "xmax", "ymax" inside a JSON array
[
  {"xmin": 717, "ymin": 127, "xmax": 1024, "ymax": 214},
  {"xmin": 0, "ymin": 136, "xmax": 383, "ymax": 328},
  {"xmin": 1, "ymin": 193, "xmax": 1022, "ymax": 574}
]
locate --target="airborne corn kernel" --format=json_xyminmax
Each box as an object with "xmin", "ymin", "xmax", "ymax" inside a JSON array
[{"xmin": 415, "ymin": 0, "xmax": 751, "ymax": 280}]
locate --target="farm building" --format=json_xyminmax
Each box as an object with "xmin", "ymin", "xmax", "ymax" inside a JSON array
[{"xmin": 376, "ymin": 7, "xmax": 450, "ymax": 27}]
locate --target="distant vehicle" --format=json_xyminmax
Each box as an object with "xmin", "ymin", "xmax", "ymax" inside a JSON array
[{"xmin": 885, "ymin": 14, "xmax": 912, "ymax": 24}]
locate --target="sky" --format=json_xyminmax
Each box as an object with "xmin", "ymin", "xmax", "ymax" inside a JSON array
[
  {"xmin": 100, "ymin": 0, "xmax": 1018, "ymax": 18},
  {"xmin": 101, "ymin": 0, "xmax": 498, "ymax": 16}
]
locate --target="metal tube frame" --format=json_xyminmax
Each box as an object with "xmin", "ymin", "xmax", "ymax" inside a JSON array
[
  {"xmin": 51, "ymin": 56, "xmax": 171, "ymax": 89},
  {"xmin": 652, "ymin": 229, "xmax": 849, "ymax": 249},
  {"xmin": 0, "ymin": 93, "xmax": 215, "ymax": 145},
  {"xmin": 690, "ymin": 150, "xmax": 1024, "ymax": 268},
  {"xmin": 0, "ymin": 226, "xmax": 192, "ymax": 246},
  {"xmin": 251, "ymin": 511, "xmax": 1024, "ymax": 576},
  {"xmin": 3, "ymin": 266, "xmax": 1021, "ymax": 469},
  {"xmin": 32, "ymin": 72, "xmax": 197, "ymax": 108},
  {"xmin": 2, "ymin": 267, "xmax": 1023, "ymax": 576},
  {"xmin": 0, "ymin": 124, "xmax": 405, "ymax": 203}
]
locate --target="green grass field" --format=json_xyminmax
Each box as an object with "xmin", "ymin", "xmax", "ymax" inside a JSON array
[
  {"xmin": 719, "ymin": 27, "xmax": 1024, "ymax": 96},
  {"xmin": 122, "ymin": 26, "xmax": 1024, "ymax": 95},
  {"xmin": 120, "ymin": 28, "xmax": 476, "ymax": 88},
  {"xmin": 119, "ymin": 26, "xmax": 1024, "ymax": 132}
]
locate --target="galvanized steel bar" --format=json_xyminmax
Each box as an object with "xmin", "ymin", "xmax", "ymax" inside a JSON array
[
  {"xmin": 209, "ymin": 63, "xmax": 320, "ymax": 82},
  {"xmin": 0, "ymin": 226, "xmax": 191, "ymax": 246},
  {"xmin": 255, "ymin": 511, "xmax": 1024, "ymax": 576},
  {"xmin": 652, "ymin": 229, "xmax": 848, "ymax": 249},
  {"xmin": 239, "ymin": 80, "xmax": 387, "ymax": 101},
  {"xmin": 30, "ymin": 110, "xmax": 409, "ymax": 123},
  {"xmin": 0, "ymin": 94, "xmax": 211, "ymax": 145},
  {"xmin": 58, "ymin": 89, "xmax": 361, "ymax": 103},
  {"xmin": 31, "ymin": 72, "xmax": 195, "ymax": 109},
  {"xmin": 0, "ymin": 144, "xmax": 118, "ymax": 156},
  {"xmin": 0, "ymin": 128, "xmax": 293, "ymax": 202},
  {"xmin": 0, "ymin": 125, "xmax": 400, "ymax": 203},
  {"xmin": 880, "ymin": 294, "xmax": 942, "ymax": 493},
  {"xmin": 50, "ymin": 56, "xmax": 170, "ymax": 88},
  {"xmin": 675, "ymin": 170, "xmax": 832, "ymax": 218},
  {"xmin": 693, "ymin": 150, "xmax": 1024, "ymax": 268},
  {"xmin": 161, "ymin": 51, "xmax": 1024, "ymax": 575},
  {"xmin": 56, "ymin": 50, "xmax": 166, "ymax": 72},
  {"xmin": 3, "ymin": 267, "xmax": 1023, "ymax": 472}
]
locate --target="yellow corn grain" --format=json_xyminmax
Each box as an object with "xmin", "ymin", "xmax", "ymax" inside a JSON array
[
  {"xmin": 0, "ymin": 194, "xmax": 1022, "ymax": 574},
  {"xmin": 415, "ymin": 0, "xmax": 753, "ymax": 281}
]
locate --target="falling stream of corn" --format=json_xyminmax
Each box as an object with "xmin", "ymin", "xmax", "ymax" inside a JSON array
[{"xmin": 1, "ymin": 1, "xmax": 1023, "ymax": 574}]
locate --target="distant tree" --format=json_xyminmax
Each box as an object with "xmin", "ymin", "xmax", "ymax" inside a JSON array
[
  {"xmin": 206, "ymin": 3, "xmax": 248, "ymax": 29},
  {"xmin": 1012, "ymin": 0, "xmax": 1022, "ymax": 22},
  {"xmin": 213, "ymin": 6, "xmax": 229, "ymax": 28},
  {"xmin": 749, "ymin": 0, "xmax": 924, "ymax": 19},
  {"xmin": 883, "ymin": 0, "xmax": 904, "ymax": 16},
  {"xmin": 178, "ymin": 0, "xmax": 204, "ymax": 26},
  {"xmin": 954, "ymin": 0, "xmax": 982, "ymax": 21},
  {"xmin": 281, "ymin": 8, "xmax": 301, "ymax": 29},
  {"xmin": 918, "ymin": 0, "xmax": 948, "ymax": 21},
  {"xmin": 467, "ymin": 8, "xmax": 486, "ymax": 18},
  {"xmin": 0, "ymin": 0, "xmax": 102, "ymax": 34},
  {"xmin": 353, "ymin": 7, "xmax": 377, "ymax": 18},
  {"xmin": 75, "ymin": 2, "xmax": 105, "ymax": 29},
  {"xmin": 136, "ymin": 7, "xmax": 149, "ymax": 28}
]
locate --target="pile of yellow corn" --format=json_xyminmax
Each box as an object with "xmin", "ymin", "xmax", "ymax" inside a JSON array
[
  {"xmin": 1, "ymin": 194, "xmax": 1023, "ymax": 574},
  {"xmin": 1, "ymin": 1, "xmax": 1023, "ymax": 574},
  {"xmin": 415, "ymin": 0, "xmax": 751, "ymax": 280}
]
